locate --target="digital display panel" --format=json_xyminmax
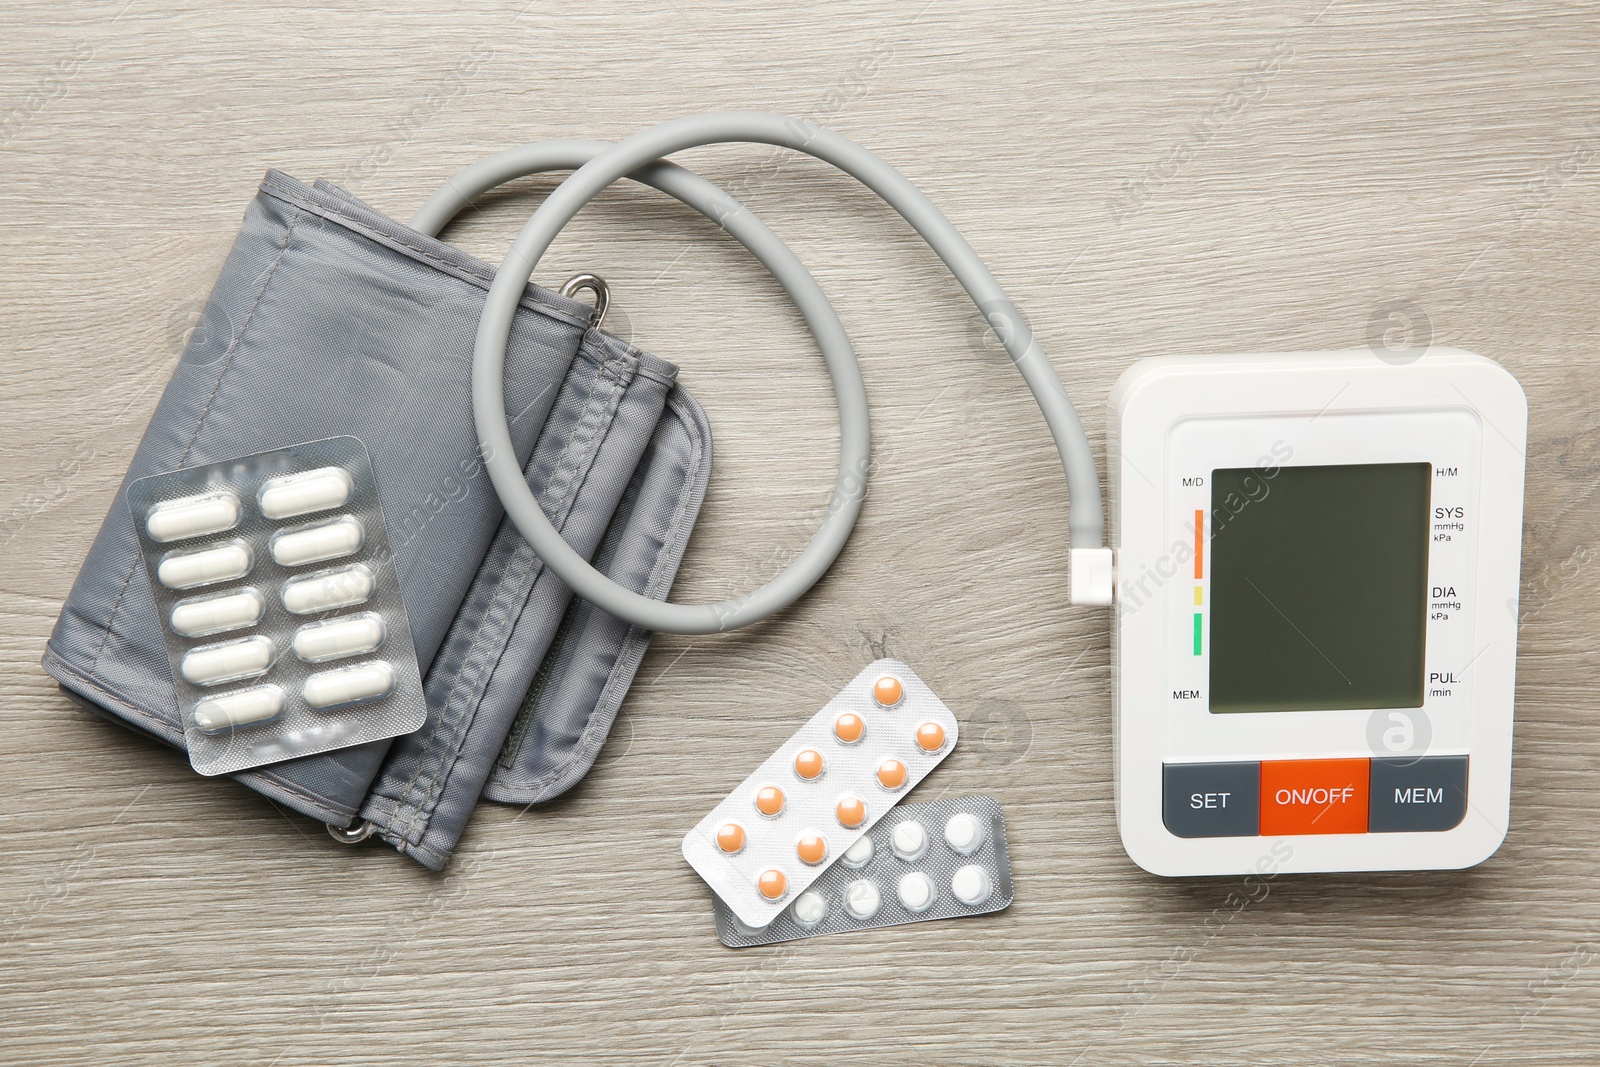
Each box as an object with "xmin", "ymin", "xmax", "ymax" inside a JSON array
[{"xmin": 1208, "ymin": 462, "xmax": 1431, "ymax": 713}]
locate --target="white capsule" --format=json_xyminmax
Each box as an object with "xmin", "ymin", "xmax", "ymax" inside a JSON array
[
  {"xmin": 891, "ymin": 820, "xmax": 928, "ymax": 861},
  {"xmin": 292, "ymin": 613, "xmax": 385, "ymax": 663},
  {"xmin": 169, "ymin": 588, "xmax": 265, "ymax": 638},
  {"xmin": 145, "ymin": 492, "xmax": 242, "ymax": 543},
  {"xmin": 791, "ymin": 891, "xmax": 829, "ymax": 929},
  {"xmin": 943, "ymin": 812, "xmax": 985, "ymax": 855},
  {"xmin": 280, "ymin": 564, "xmax": 375, "ymax": 614},
  {"xmin": 258, "ymin": 466, "xmax": 354, "ymax": 520},
  {"xmin": 270, "ymin": 516, "xmax": 364, "ymax": 567},
  {"xmin": 180, "ymin": 635, "xmax": 274, "ymax": 686},
  {"xmin": 157, "ymin": 541, "xmax": 253, "ymax": 590},
  {"xmin": 897, "ymin": 871, "xmax": 937, "ymax": 913},
  {"xmin": 303, "ymin": 660, "xmax": 395, "ymax": 710},
  {"xmin": 951, "ymin": 864, "xmax": 994, "ymax": 907},
  {"xmin": 844, "ymin": 879, "xmax": 881, "ymax": 921},
  {"xmin": 192, "ymin": 685, "xmax": 284, "ymax": 734},
  {"xmin": 841, "ymin": 835, "xmax": 875, "ymax": 870}
]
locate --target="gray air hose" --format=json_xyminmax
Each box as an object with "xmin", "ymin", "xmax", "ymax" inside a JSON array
[{"xmin": 436, "ymin": 113, "xmax": 1108, "ymax": 635}]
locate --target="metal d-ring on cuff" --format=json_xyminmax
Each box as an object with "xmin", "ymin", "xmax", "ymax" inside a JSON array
[
  {"xmin": 559, "ymin": 272, "xmax": 610, "ymax": 328},
  {"xmin": 327, "ymin": 820, "xmax": 377, "ymax": 844}
]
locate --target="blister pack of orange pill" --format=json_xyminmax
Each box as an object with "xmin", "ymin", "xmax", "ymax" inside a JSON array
[{"xmin": 681, "ymin": 659, "xmax": 959, "ymax": 928}]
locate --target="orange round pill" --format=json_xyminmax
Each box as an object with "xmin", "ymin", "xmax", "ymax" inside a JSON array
[
  {"xmin": 876, "ymin": 757, "xmax": 908, "ymax": 790},
  {"xmin": 715, "ymin": 822, "xmax": 747, "ymax": 854},
  {"xmin": 796, "ymin": 832, "xmax": 828, "ymax": 865},
  {"xmin": 755, "ymin": 785, "xmax": 785, "ymax": 817},
  {"xmin": 835, "ymin": 794, "xmax": 868, "ymax": 828},
  {"xmin": 834, "ymin": 711, "xmax": 866, "ymax": 744},
  {"xmin": 757, "ymin": 868, "xmax": 787, "ymax": 900},
  {"xmin": 794, "ymin": 748, "xmax": 825, "ymax": 781},
  {"xmin": 872, "ymin": 675, "xmax": 905, "ymax": 707},
  {"xmin": 915, "ymin": 721, "xmax": 947, "ymax": 752}
]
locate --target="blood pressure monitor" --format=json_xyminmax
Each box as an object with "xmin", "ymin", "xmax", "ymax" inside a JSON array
[{"xmin": 1109, "ymin": 349, "xmax": 1527, "ymax": 876}]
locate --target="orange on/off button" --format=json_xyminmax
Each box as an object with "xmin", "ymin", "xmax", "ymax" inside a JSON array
[{"xmin": 1259, "ymin": 759, "xmax": 1370, "ymax": 835}]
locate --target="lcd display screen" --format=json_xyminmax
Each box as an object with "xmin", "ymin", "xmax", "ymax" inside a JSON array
[{"xmin": 1208, "ymin": 462, "xmax": 1431, "ymax": 713}]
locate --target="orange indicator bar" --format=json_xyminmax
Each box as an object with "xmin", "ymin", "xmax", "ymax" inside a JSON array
[{"xmin": 1193, "ymin": 509, "xmax": 1204, "ymax": 579}]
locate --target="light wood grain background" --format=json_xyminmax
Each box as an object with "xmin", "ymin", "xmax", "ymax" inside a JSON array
[{"xmin": 3, "ymin": 2, "xmax": 1598, "ymax": 1064}]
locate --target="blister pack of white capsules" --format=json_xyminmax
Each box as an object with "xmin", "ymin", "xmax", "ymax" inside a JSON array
[
  {"xmin": 682, "ymin": 659, "xmax": 959, "ymax": 928},
  {"xmin": 126, "ymin": 436, "xmax": 426, "ymax": 776},
  {"xmin": 711, "ymin": 794, "xmax": 1014, "ymax": 947}
]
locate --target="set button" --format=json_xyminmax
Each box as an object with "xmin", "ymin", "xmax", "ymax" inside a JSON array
[
  {"xmin": 1162, "ymin": 762, "xmax": 1260, "ymax": 838},
  {"xmin": 1162, "ymin": 756, "xmax": 1469, "ymax": 838}
]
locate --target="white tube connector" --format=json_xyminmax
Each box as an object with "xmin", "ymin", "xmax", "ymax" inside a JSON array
[{"xmin": 1069, "ymin": 547, "xmax": 1115, "ymax": 606}]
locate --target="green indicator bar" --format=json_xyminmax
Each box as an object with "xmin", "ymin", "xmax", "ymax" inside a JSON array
[{"xmin": 1193, "ymin": 613, "xmax": 1203, "ymax": 656}]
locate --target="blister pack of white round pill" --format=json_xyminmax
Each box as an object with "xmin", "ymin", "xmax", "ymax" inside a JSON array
[
  {"xmin": 682, "ymin": 659, "xmax": 960, "ymax": 929},
  {"xmin": 710, "ymin": 794, "xmax": 1014, "ymax": 947},
  {"xmin": 126, "ymin": 436, "xmax": 426, "ymax": 776}
]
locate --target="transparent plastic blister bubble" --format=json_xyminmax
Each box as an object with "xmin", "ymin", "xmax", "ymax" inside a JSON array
[
  {"xmin": 682, "ymin": 659, "xmax": 960, "ymax": 929},
  {"xmin": 126, "ymin": 437, "xmax": 425, "ymax": 775},
  {"xmin": 711, "ymin": 794, "xmax": 1014, "ymax": 947}
]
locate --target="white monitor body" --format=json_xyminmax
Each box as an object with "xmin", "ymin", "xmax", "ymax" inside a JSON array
[{"xmin": 1108, "ymin": 349, "xmax": 1527, "ymax": 877}]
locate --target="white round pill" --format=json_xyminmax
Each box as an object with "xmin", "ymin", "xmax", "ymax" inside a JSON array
[
  {"xmin": 943, "ymin": 812, "xmax": 985, "ymax": 855},
  {"xmin": 791, "ymin": 891, "xmax": 829, "ymax": 929},
  {"xmin": 169, "ymin": 588, "xmax": 264, "ymax": 638},
  {"xmin": 897, "ymin": 871, "xmax": 936, "ymax": 913},
  {"xmin": 841, "ymin": 835, "xmax": 874, "ymax": 869},
  {"xmin": 951, "ymin": 864, "xmax": 994, "ymax": 906},
  {"xmin": 302, "ymin": 660, "xmax": 396, "ymax": 710},
  {"xmin": 844, "ymin": 879, "xmax": 881, "ymax": 921},
  {"xmin": 157, "ymin": 542, "xmax": 253, "ymax": 590},
  {"xmin": 192, "ymin": 685, "xmax": 284, "ymax": 734},
  {"xmin": 292, "ymin": 613, "xmax": 385, "ymax": 663},
  {"xmin": 281, "ymin": 565, "xmax": 375, "ymax": 614},
  {"xmin": 145, "ymin": 492, "xmax": 241, "ymax": 543},
  {"xmin": 180, "ymin": 635, "xmax": 274, "ymax": 686},
  {"xmin": 891, "ymin": 820, "xmax": 928, "ymax": 861},
  {"xmin": 258, "ymin": 467, "xmax": 354, "ymax": 520},
  {"xmin": 270, "ymin": 516, "xmax": 364, "ymax": 567}
]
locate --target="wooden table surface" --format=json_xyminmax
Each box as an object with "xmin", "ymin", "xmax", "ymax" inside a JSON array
[{"xmin": 3, "ymin": 2, "xmax": 1598, "ymax": 1064}]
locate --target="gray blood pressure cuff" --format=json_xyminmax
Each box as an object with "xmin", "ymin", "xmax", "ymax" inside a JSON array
[{"xmin": 42, "ymin": 171, "xmax": 711, "ymax": 869}]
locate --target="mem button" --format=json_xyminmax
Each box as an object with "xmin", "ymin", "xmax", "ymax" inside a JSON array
[
  {"xmin": 1163, "ymin": 762, "xmax": 1260, "ymax": 838},
  {"xmin": 1259, "ymin": 758, "xmax": 1370, "ymax": 835},
  {"xmin": 1369, "ymin": 756, "xmax": 1469, "ymax": 832}
]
